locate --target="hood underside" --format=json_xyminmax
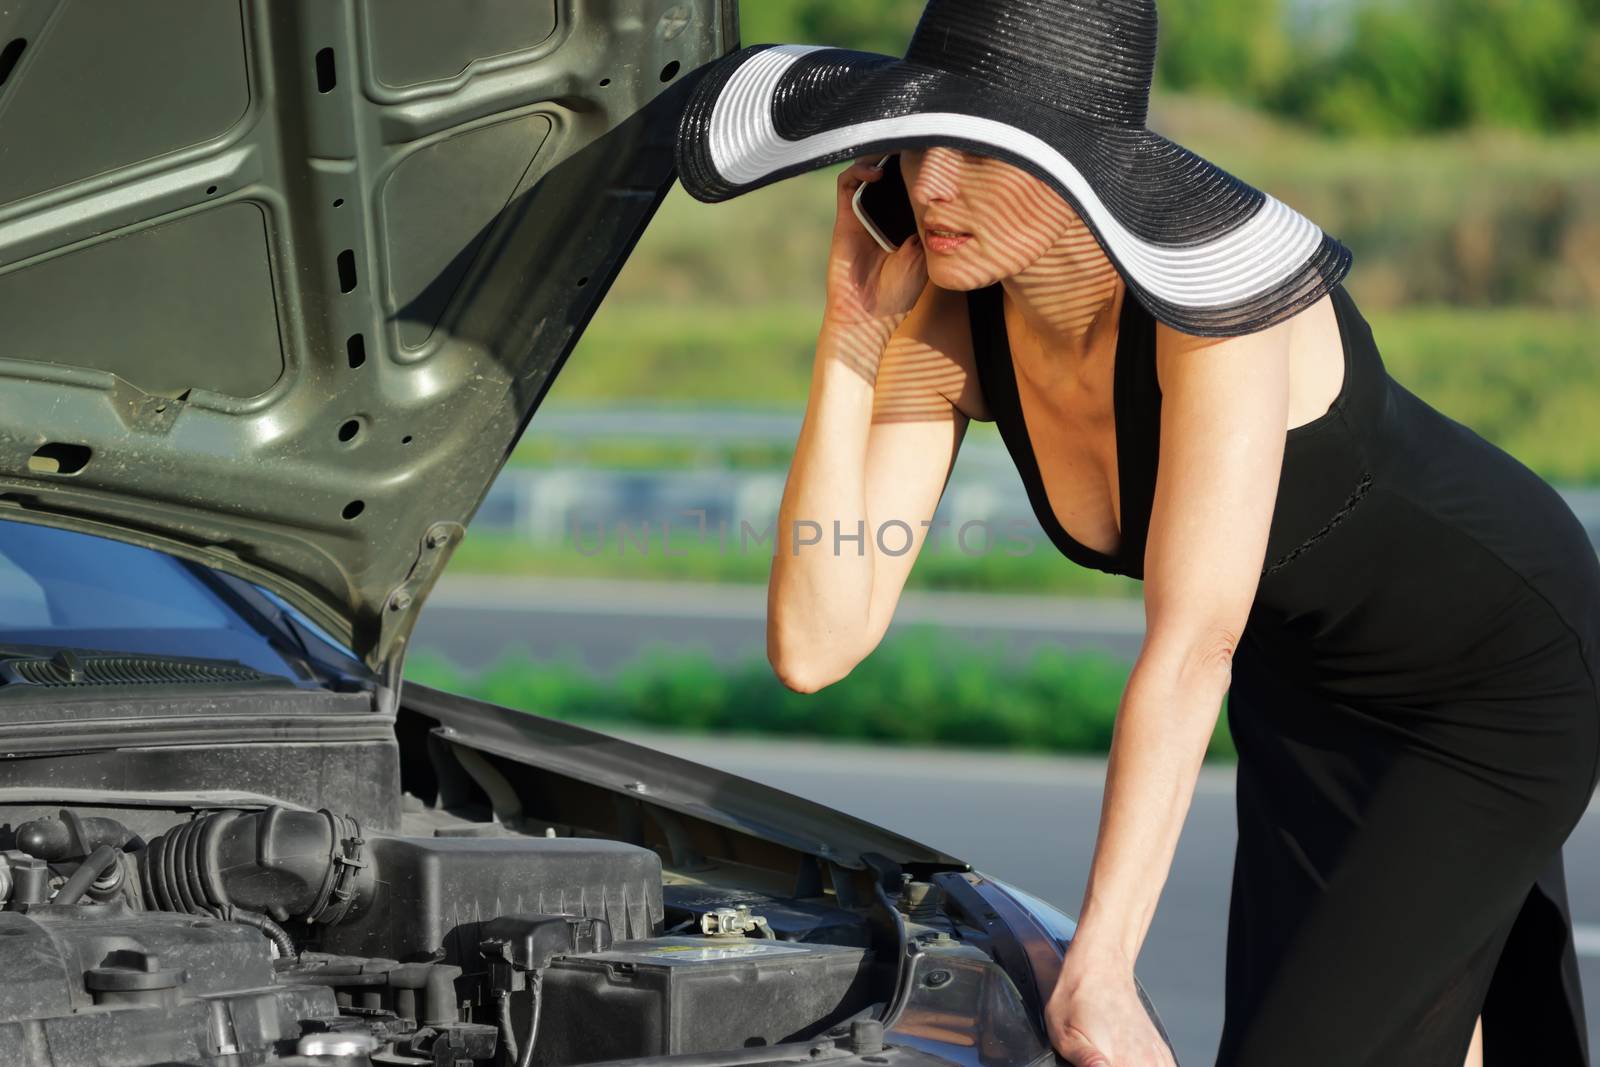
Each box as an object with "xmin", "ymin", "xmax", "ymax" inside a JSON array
[{"xmin": 0, "ymin": 0, "xmax": 737, "ymax": 672}]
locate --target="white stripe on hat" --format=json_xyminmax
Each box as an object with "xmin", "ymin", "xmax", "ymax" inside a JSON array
[{"xmin": 706, "ymin": 45, "xmax": 1321, "ymax": 310}]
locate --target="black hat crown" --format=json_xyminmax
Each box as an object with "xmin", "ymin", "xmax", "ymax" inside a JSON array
[{"xmin": 904, "ymin": 0, "xmax": 1159, "ymax": 126}]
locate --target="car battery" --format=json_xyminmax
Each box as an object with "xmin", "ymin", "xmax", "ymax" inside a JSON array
[{"xmin": 532, "ymin": 936, "xmax": 880, "ymax": 1065}]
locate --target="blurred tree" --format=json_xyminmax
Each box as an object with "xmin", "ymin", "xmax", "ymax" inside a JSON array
[
  {"xmin": 732, "ymin": 0, "xmax": 1600, "ymax": 133},
  {"xmin": 1155, "ymin": 0, "xmax": 1296, "ymax": 103},
  {"xmin": 738, "ymin": 0, "xmax": 922, "ymax": 54},
  {"xmin": 1450, "ymin": 0, "xmax": 1600, "ymax": 129},
  {"xmin": 1281, "ymin": 0, "xmax": 1600, "ymax": 133},
  {"xmin": 791, "ymin": 0, "xmax": 926, "ymax": 54},
  {"xmin": 1277, "ymin": 2, "xmax": 1453, "ymax": 134}
]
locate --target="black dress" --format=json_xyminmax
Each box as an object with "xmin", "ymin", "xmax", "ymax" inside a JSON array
[{"xmin": 965, "ymin": 280, "xmax": 1600, "ymax": 1066}]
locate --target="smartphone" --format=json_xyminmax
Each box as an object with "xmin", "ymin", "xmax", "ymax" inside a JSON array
[{"xmin": 851, "ymin": 154, "xmax": 918, "ymax": 253}]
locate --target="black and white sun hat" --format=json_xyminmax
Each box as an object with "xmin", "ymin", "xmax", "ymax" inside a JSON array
[{"xmin": 675, "ymin": 0, "xmax": 1353, "ymax": 337}]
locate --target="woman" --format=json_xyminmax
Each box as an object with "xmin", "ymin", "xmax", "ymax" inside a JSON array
[{"xmin": 673, "ymin": 2, "xmax": 1600, "ymax": 1065}]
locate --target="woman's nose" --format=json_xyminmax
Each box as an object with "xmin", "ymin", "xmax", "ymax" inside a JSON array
[{"xmin": 908, "ymin": 147, "xmax": 962, "ymax": 205}]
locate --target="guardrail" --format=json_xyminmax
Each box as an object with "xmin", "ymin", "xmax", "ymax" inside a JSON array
[{"xmin": 485, "ymin": 408, "xmax": 1600, "ymax": 550}]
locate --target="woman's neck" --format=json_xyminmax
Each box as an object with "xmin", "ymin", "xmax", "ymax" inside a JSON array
[{"xmin": 998, "ymin": 226, "xmax": 1126, "ymax": 369}]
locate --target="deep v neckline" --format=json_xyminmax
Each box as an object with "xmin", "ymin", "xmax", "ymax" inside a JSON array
[{"xmin": 971, "ymin": 282, "xmax": 1153, "ymax": 576}]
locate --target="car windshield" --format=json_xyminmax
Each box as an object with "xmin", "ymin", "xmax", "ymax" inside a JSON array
[{"xmin": 0, "ymin": 517, "xmax": 331, "ymax": 679}]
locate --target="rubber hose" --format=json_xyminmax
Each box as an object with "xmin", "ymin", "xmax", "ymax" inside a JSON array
[
  {"xmin": 53, "ymin": 845, "xmax": 118, "ymax": 906},
  {"xmin": 516, "ymin": 971, "xmax": 544, "ymax": 1067},
  {"xmin": 230, "ymin": 909, "xmax": 296, "ymax": 959},
  {"xmin": 496, "ymin": 991, "xmax": 518, "ymax": 1066}
]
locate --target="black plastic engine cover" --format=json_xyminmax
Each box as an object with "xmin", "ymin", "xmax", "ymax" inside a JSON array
[
  {"xmin": 0, "ymin": 905, "xmax": 339, "ymax": 1065},
  {"xmin": 317, "ymin": 835, "xmax": 664, "ymax": 963},
  {"xmin": 534, "ymin": 937, "xmax": 881, "ymax": 1066}
]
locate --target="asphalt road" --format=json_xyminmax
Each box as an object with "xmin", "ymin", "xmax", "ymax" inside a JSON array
[{"xmin": 594, "ymin": 730, "xmax": 1600, "ymax": 1067}]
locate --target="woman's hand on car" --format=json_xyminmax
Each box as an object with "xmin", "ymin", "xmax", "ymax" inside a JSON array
[
  {"xmin": 1044, "ymin": 941, "xmax": 1177, "ymax": 1067},
  {"xmin": 820, "ymin": 158, "xmax": 928, "ymax": 350}
]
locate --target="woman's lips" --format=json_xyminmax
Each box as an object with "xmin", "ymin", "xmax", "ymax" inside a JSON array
[{"xmin": 924, "ymin": 228, "xmax": 972, "ymax": 253}]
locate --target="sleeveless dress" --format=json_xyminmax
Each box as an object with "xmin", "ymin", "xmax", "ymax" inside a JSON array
[{"xmin": 965, "ymin": 280, "xmax": 1600, "ymax": 1066}]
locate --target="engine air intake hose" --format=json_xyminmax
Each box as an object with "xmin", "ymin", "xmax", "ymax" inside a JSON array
[{"xmin": 139, "ymin": 807, "xmax": 369, "ymax": 930}]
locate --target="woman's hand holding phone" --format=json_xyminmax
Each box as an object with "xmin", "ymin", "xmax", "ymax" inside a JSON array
[{"xmin": 820, "ymin": 157, "xmax": 927, "ymax": 371}]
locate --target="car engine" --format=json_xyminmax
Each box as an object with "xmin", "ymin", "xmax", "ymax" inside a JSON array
[{"xmin": 0, "ymin": 806, "xmax": 888, "ymax": 1066}]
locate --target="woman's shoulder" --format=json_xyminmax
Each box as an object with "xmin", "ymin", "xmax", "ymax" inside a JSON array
[{"xmin": 1149, "ymin": 289, "xmax": 1339, "ymax": 388}]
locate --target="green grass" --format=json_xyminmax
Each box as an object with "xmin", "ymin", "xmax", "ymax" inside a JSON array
[
  {"xmin": 1375, "ymin": 309, "xmax": 1600, "ymax": 483},
  {"xmin": 1146, "ymin": 94, "xmax": 1600, "ymax": 185},
  {"xmin": 403, "ymin": 627, "xmax": 1238, "ymax": 761},
  {"xmin": 549, "ymin": 302, "xmax": 829, "ymax": 408},
  {"xmin": 508, "ymin": 437, "xmax": 798, "ymax": 472},
  {"xmin": 541, "ymin": 297, "xmax": 1600, "ymax": 484}
]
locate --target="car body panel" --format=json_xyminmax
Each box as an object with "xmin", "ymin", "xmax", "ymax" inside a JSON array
[
  {"xmin": 402, "ymin": 682, "xmax": 969, "ymax": 871},
  {"xmin": 0, "ymin": 0, "xmax": 737, "ymax": 673}
]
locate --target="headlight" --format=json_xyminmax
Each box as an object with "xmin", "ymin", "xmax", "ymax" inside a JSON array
[
  {"xmin": 981, "ymin": 877, "xmax": 1078, "ymax": 950},
  {"xmin": 975, "ymin": 875, "xmax": 1180, "ymax": 1066}
]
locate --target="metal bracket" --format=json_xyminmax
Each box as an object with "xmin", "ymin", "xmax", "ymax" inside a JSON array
[{"xmin": 374, "ymin": 520, "xmax": 465, "ymax": 671}]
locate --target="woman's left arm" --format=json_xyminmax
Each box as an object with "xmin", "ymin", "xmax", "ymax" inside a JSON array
[{"xmin": 1044, "ymin": 315, "xmax": 1293, "ymax": 1067}]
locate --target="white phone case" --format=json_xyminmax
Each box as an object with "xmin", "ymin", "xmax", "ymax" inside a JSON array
[{"xmin": 851, "ymin": 156, "xmax": 901, "ymax": 255}]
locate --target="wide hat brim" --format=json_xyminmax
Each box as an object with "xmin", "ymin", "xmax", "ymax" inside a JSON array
[{"xmin": 675, "ymin": 44, "xmax": 1353, "ymax": 338}]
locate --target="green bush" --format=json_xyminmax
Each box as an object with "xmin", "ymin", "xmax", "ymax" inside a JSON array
[
  {"xmin": 403, "ymin": 629, "xmax": 1239, "ymax": 761},
  {"xmin": 1155, "ymin": 0, "xmax": 1297, "ymax": 104},
  {"xmin": 732, "ymin": 0, "xmax": 1600, "ymax": 134},
  {"xmin": 548, "ymin": 293, "xmax": 1600, "ymax": 487},
  {"xmin": 1276, "ymin": 0, "xmax": 1600, "ymax": 134},
  {"xmin": 740, "ymin": 0, "xmax": 926, "ymax": 55}
]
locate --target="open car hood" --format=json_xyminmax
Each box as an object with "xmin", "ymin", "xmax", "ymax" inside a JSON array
[{"xmin": 0, "ymin": 0, "xmax": 737, "ymax": 674}]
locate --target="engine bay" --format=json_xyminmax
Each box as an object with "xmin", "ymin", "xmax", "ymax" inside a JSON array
[
  {"xmin": 0, "ymin": 801, "xmax": 1002, "ymax": 1067},
  {"xmin": 0, "ymin": 689, "xmax": 1059, "ymax": 1067}
]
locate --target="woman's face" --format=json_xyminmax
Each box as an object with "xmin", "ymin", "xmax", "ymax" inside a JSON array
[{"xmin": 898, "ymin": 145, "xmax": 1083, "ymax": 289}]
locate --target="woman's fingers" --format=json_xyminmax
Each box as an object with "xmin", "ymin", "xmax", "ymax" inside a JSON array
[
  {"xmin": 882, "ymin": 232, "xmax": 925, "ymax": 291},
  {"xmin": 844, "ymin": 157, "xmax": 884, "ymax": 180},
  {"xmin": 1054, "ymin": 1030, "xmax": 1113, "ymax": 1067},
  {"xmin": 837, "ymin": 158, "xmax": 886, "ymax": 196},
  {"xmin": 833, "ymin": 159, "xmax": 891, "ymax": 246}
]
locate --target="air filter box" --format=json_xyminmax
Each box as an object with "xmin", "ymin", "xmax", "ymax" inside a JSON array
[
  {"xmin": 533, "ymin": 936, "xmax": 880, "ymax": 1065},
  {"xmin": 317, "ymin": 836, "xmax": 663, "ymax": 963}
]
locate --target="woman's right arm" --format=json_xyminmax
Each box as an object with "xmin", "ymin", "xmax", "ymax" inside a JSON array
[{"xmin": 766, "ymin": 161, "xmax": 987, "ymax": 693}]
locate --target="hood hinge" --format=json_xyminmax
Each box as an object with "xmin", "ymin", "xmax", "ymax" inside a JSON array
[{"xmin": 371, "ymin": 520, "xmax": 465, "ymax": 674}]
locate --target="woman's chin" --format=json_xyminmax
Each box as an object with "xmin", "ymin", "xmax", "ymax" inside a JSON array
[{"xmin": 926, "ymin": 258, "xmax": 1000, "ymax": 292}]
